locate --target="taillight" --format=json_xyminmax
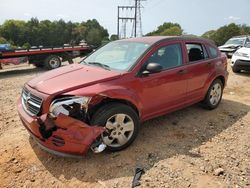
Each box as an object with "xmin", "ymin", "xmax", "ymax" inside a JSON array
[{"xmin": 221, "ymin": 53, "xmax": 228, "ymax": 70}]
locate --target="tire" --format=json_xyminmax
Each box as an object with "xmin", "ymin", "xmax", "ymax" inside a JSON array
[
  {"xmin": 90, "ymin": 103, "xmax": 139, "ymax": 151},
  {"xmin": 202, "ymin": 79, "xmax": 223, "ymax": 110},
  {"xmin": 45, "ymin": 55, "xmax": 61, "ymax": 70},
  {"xmin": 232, "ymin": 66, "xmax": 241, "ymax": 73}
]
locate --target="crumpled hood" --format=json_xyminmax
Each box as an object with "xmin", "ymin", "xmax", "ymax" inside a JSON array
[
  {"xmin": 219, "ymin": 44, "xmax": 240, "ymax": 49},
  {"xmin": 27, "ymin": 64, "xmax": 121, "ymax": 95}
]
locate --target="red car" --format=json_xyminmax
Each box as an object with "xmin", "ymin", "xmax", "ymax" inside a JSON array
[{"xmin": 18, "ymin": 36, "xmax": 228, "ymax": 157}]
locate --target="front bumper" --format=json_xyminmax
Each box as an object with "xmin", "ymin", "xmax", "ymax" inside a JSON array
[
  {"xmin": 232, "ymin": 60, "xmax": 250, "ymax": 71},
  {"xmin": 17, "ymin": 98, "xmax": 105, "ymax": 156}
]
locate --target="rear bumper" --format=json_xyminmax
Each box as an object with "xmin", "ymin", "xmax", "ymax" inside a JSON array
[
  {"xmin": 232, "ymin": 60, "xmax": 250, "ymax": 71},
  {"xmin": 17, "ymin": 98, "xmax": 105, "ymax": 156}
]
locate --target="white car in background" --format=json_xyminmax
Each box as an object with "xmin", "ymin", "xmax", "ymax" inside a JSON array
[
  {"xmin": 219, "ymin": 35, "xmax": 250, "ymax": 58},
  {"xmin": 231, "ymin": 42, "xmax": 250, "ymax": 73}
]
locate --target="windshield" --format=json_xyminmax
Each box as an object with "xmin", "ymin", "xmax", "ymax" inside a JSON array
[
  {"xmin": 225, "ymin": 38, "xmax": 245, "ymax": 46},
  {"xmin": 82, "ymin": 41, "xmax": 150, "ymax": 71}
]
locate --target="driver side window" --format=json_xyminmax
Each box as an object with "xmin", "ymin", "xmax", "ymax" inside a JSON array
[{"xmin": 147, "ymin": 43, "xmax": 183, "ymax": 70}]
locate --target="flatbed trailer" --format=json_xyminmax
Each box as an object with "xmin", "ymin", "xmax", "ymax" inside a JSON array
[{"xmin": 0, "ymin": 45, "xmax": 93, "ymax": 69}]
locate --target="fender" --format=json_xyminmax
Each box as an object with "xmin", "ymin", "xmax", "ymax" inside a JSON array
[
  {"xmin": 203, "ymin": 70, "xmax": 226, "ymax": 97},
  {"xmin": 65, "ymin": 84, "xmax": 143, "ymax": 116}
]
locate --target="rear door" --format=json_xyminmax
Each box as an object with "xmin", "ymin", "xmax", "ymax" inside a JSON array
[{"xmin": 184, "ymin": 41, "xmax": 214, "ymax": 102}]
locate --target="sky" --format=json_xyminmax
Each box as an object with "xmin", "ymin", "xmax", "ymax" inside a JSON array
[{"xmin": 0, "ymin": 0, "xmax": 249, "ymax": 36}]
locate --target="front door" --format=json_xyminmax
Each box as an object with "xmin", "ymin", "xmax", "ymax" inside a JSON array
[{"xmin": 138, "ymin": 42, "xmax": 188, "ymax": 119}]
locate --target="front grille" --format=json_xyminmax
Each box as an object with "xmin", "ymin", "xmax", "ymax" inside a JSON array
[{"xmin": 21, "ymin": 87, "xmax": 43, "ymax": 116}]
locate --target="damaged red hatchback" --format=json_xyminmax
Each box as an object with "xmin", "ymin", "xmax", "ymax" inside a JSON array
[{"xmin": 18, "ymin": 36, "xmax": 228, "ymax": 157}]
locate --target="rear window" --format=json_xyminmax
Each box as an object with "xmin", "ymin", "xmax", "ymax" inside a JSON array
[
  {"xmin": 208, "ymin": 46, "xmax": 218, "ymax": 58},
  {"xmin": 186, "ymin": 43, "xmax": 208, "ymax": 63}
]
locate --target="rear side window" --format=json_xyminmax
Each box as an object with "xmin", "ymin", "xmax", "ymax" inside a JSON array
[
  {"xmin": 186, "ymin": 43, "xmax": 208, "ymax": 63},
  {"xmin": 245, "ymin": 37, "xmax": 250, "ymax": 46},
  {"xmin": 147, "ymin": 43, "xmax": 183, "ymax": 70},
  {"xmin": 208, "ymin": 46, "xmax": 218, "ymax": 58}
]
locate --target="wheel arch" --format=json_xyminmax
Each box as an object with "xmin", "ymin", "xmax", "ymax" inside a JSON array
[
  {"xmin": 203, "ymin": 73, "xmax": 226, "ymax": 98},
  {"xmin": 216, "ymin": 75, "xmax": 225, "ymax": 88},
  {"xmin": 88, "ymin": 96, "xmax": 140, "ymax": 120}
]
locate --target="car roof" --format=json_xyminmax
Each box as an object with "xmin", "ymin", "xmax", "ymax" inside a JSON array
[{"xmin": 119, "ymin": 36, "xmax": 215, "ymax": 46}]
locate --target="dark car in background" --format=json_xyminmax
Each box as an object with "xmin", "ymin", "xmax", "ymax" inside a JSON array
[{"xmin": 218, "ymin": 35, "xmax": 250, "ymax": 58}]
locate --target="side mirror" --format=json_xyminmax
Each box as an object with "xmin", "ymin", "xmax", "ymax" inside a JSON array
[{"xmin": 142, "ymin": 62, "xmax": 163, "ymax": 75}]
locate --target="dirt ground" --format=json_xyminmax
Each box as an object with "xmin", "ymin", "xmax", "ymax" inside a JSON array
[{"xmin": 0, "ymin": 61, "xmax": 249, "ymax": 188}]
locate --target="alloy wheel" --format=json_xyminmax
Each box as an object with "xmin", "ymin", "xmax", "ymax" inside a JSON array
[{"xmin": 103, "ymin": 113, "xmax": 135, "ymax": 147}]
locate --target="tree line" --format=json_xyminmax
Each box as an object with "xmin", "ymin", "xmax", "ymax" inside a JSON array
[
  {"xmin": 146, "ymin": 22, "xmax": 250, "ymax": 46},
  {"xmin": 0, "ymin": 18, "xmax": 109, "ymax": 48},
  {"xmin": 0, "ymin": 18, "xmax": 250, "ymax": 48},
  {"xmin": 201, "ymin": 23, "xmax": 250, "ymax": 46}
]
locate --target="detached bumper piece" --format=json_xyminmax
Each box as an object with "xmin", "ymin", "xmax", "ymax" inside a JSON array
[
  {"xmin": 18, "ymin": 100, "xmax": 105, "ymax": 156},
  {"xmin": 132, "ymin": 167, "xmax": 145, "ymax": 188}
]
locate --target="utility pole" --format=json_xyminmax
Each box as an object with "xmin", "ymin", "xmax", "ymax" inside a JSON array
[
  {"xmin": 117, "ymin": 6, "xmax": 135, "ymax": 39},
  {"xmin": 134, "ymin": 0, "xmax": 138, "ymax": 38},
  {"xmin": 117, "ymin": 0, "xmax": 146, "ymax": 39}
]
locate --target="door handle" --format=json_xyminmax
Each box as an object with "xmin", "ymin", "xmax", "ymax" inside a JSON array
[{"xmin": 177, "ymin": 69, "xmax": 188, "ymax": 75}]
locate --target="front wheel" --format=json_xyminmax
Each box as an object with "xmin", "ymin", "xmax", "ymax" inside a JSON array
[
  {"xmin": 202, "ymin": 79, "xmax": 223, "ymax": 110},
  {"xmin": 90, "ymin": 103, "xmax": 139, "ymax": 151}
]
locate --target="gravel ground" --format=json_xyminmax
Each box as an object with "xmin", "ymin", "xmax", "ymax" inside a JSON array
[{"xmin": 0, "ymin": 61, "xmax": 249, "ymax": 188}]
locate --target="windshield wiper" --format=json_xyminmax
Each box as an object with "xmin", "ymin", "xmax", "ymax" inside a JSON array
[{"xmin": 87, "ymin": 62, "xmax": 110, "ymax": 70}]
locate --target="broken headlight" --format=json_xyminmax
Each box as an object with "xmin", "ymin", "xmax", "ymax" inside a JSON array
[{"xmin": 49, "ymin": 96, "xmax": 91, "ymax": 118}]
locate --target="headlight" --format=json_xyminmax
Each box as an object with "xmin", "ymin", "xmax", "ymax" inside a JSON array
[
  {"xmin": 234, "ymin": 51, "xmax": 249, "ymax": 58},
  {"xmin": 49, "ymin": 96, "xmax": 91, "ymax": 117}
]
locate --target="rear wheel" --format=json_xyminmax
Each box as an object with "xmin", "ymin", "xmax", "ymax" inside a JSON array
[
  {"xmin": 45, "ymin": 55, "xmax": 61, "ymax": 70},
  {"xmin": 202, "ymin": 79, "xmax": 223, "ymax": 110},
  {"xmin": 90, "ymin": 103, "xmax": 139, "ymax": 151}
]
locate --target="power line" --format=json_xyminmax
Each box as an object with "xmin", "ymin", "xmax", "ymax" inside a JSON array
[{"xmin": 117, "ymin": 0, "xmax": 146, "ymax": 39}]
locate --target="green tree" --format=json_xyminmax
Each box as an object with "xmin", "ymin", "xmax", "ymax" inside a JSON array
[
  {"xmin": 202, "ymin": 23, "xmax": 250, "ymax": 46},
  {"xmin": 0, "ymin": 18, "xmax": 109, "ymax": 48},
  {"xmin": 84, "ymin": 19, "xmax": 109, "ymax": 47},
  {"xmin": 0, "ymin": 36, "xmax": 8, "ymax": 44},
  {"xmin": 202, "ymin": 30, "xmax": 216, "ymax": 39},
  {"xmin": 239, "ymin": 24, "xmax": 250, "ymax": 35},
  {"xmin": 72, "ymin": 23, "xmax": 87, "ymax": 45},
  {"xmin": 85, "ymin": 28, "xmax": 103, "ymax": 47},
  {"xmin": 0, "ymin": 20, "xmax": 26, "ymax": 45},
  {"xmin": 214, "ymin": 23, "xmax": 241, "ymax": 45},
  {"xmin": 22, "ymin": 42, "xmax": 31, "ymax": 48},
  {"xmin": 146, "ymin": 22, "xmax": 183, "ymax": 36},
  {"xmin": 110, "ymin": 34, "xmax": 118, "ymax": 41}
]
